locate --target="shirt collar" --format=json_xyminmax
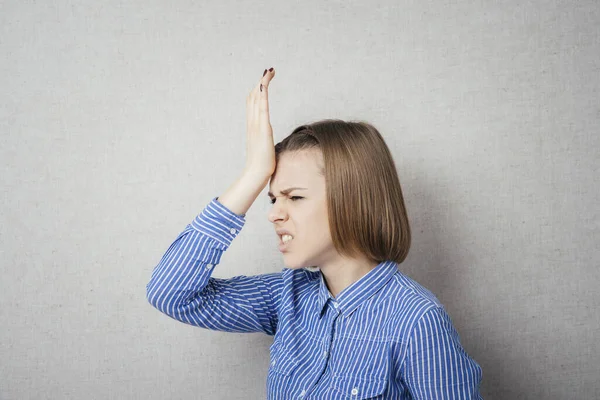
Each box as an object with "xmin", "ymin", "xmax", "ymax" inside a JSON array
[{"xmin": 315, "ymin": 260, "xmax": 398, "ymax": 318}]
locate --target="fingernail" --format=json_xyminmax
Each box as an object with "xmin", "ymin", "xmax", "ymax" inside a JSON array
[
  {"xmin": 263, "ymin": 69, "xmax": 267, "ymax": 76},
  {"xmin": 269, "ymin": 67, "xmax": 273, "ymax": 72},
  {"xmin": 260, "ymin": 84, "xmax": 263, "ymax": 92}
]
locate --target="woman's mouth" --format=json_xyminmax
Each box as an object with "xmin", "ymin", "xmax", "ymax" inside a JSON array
[{"xmin": 279, "ymin": 234, "xmax": 294, "ymax": 252}]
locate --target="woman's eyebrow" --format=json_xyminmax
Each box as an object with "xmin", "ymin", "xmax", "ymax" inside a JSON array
[{"xmin": 267, "ymin": 187, "xmax": 307, "ymax": 197}]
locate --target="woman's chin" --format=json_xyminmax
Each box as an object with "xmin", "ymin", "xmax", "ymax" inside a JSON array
[{"xmin": 282, "ymin": 257, "xmax": 304, "ymax": 270}]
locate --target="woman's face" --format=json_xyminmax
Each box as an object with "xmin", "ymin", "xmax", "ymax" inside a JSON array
[{"xmin": 268, "ymin": 149, "xmax": 335, "ymax": 269}]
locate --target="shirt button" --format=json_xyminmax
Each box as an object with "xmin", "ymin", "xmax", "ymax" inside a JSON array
[
  {"xmin": 300, "ymin": 389, "xmax": 306, "ymax": 397},
  {"xmin": 230, "ymin": 228, "xmax": 237, "ymax": 234},
  {"xmin": 333, "ymin": 302, "xmax": 339, "ymax": 308},
  {"xmin": 205, "ymin": 264, "xmax": 213, "ymax": 270},
  {"xmin": 272, "ymin": 360, "xmax": 276, "ymax": 366},
  {"xmin": 351, "ymin": 388, "xmax": 359, "ymax": 395},
  {"xmin": 323, "ymin": 350, "xmax": 328, "ymax": 358}
]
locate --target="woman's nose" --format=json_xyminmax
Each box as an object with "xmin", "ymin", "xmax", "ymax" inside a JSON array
[{"xmin": 268, "ymin": 201, "xmax": 287, "ymax": 223}]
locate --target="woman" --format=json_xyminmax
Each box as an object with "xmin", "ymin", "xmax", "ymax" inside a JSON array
[{"xmin": 146, "ymin": 68, "xmax": 483, "ymax": 399}]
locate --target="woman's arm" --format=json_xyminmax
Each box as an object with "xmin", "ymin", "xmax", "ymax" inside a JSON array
[
  {"xmin": 146, "ymin": 195, "xmax": 282, "ymax": 336},
  {"xmin": 401, "ymin": 306, "xmax": 483, "ymax": 399},
  {"xmin": 146, "ymin": 68, "xmax": 279, "ymax": 334}
]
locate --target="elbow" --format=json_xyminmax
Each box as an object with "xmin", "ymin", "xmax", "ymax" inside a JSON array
[
  {"xmin": 145, "ymin": 282, "xmax": 186, "ymax": 314},
  {"xmin": 146, "ymin": 281, "xmax": 161, "ymax": 310}
]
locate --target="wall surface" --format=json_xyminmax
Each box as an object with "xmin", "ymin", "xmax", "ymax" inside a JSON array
[{"xmin": 1, "ymin": 1, "xmax": 599, "ymax": 399}]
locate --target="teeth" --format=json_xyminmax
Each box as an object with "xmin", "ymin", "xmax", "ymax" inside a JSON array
[{"xmin": 282, "ymin": 234, "xmax": 294, "ymax": 243}]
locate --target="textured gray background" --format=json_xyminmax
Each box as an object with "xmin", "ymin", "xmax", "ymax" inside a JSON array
[{"xmin": 1, "ymin": 1, "xmax": 599, "ymax": 399}]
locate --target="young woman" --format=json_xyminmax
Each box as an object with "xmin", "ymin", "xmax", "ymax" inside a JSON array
[{"xmin": 146, "ymin": 68, "xmax": 483, "ymax": 399}]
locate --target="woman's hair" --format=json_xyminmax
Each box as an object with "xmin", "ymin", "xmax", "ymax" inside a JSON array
[{"xmin": 274, "ymin": 119, "xmax": 411, "ymax": 265}]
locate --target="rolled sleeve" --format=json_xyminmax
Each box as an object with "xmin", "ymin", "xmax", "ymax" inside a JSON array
[{"xmin": 191, "ymin": 196, "xmax": 246, "ymax": 247}]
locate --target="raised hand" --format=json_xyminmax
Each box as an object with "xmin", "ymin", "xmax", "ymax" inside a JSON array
[{"xmin": 245, "ymin": 67, "xmax": 276, "ymax": 178}]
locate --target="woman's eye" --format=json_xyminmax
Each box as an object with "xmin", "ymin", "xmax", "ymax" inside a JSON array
[{"xmin": 270, "ymin": 196, "xmax": 303, "ymax": 204}]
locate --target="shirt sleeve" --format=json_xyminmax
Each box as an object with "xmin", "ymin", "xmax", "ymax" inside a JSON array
[
  {"xmin": 145, "ymin": 196, "xmax": 283, "ymax": 336},
  {"xmin": 401, "ymin": 306, "xmax": 483, "ymax": 399}
]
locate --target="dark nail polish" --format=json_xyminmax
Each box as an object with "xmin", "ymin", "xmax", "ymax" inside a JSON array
[
  {"xmin": 263, "ymin": 69, "xmax": 267, "ymax": 76},
  {"xmin": 269, "ymin": 67, "xmax": 273, "ymax": 72},
  {"xmin": 260, "ymin": 84, "xmax": 263, "ymax": 92}
]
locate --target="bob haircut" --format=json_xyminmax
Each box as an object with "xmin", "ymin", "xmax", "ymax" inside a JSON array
[{"xmin": 273, "ymin": 119, "xmax": 411, "ymax": 265}]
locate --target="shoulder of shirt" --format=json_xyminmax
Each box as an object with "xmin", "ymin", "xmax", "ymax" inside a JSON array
[
  {"xmin": 388, "ymin": 269, "xmax": 446, "ymax": 316},
  {"xmin": 383, "ymin": 270, "xmax": 454, "ymax": 352}
]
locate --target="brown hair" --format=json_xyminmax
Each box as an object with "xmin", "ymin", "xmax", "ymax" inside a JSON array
[{"xmin": 273, "ymin": 119, "xmax": 411, "ymax": 265}]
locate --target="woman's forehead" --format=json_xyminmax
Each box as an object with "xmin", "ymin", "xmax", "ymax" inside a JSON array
[
  {"xmin": 271, "ymin": 166, "xmax": 324, "ymax": 192},
  {"xmin": 276, "ymin": 149, "xmax": 322, "ymax": 173},
  {"xmin": 270, "ymin": 149, "xmax": 324, "ymax": 188}
]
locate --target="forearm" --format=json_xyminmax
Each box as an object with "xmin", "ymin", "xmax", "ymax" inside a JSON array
[
  {"xmin": 145, "ymin": 199, "xmax": 244, "ymax": 317},
  {"xmin": 217, "ymin": 169, "xmax": 270, "ymax": 216},
  {"xmin": 145, "ymin": 196, "xmax": 282, "ymax": 335}
]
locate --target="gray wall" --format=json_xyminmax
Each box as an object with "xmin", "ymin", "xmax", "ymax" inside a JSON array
[{"xmin": 1, "ymin": 1, "xmax": 598, "ymax": 399}]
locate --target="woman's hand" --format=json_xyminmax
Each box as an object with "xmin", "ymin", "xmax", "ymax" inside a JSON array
[{"xmin": 245, "ymin": 67, "xmax": 276, "ymax": 179}]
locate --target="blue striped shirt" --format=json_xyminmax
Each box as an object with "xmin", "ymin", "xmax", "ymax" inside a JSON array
[{"xmin": 146, "ymin": 197, "xmax": 483, "ymax": 399}]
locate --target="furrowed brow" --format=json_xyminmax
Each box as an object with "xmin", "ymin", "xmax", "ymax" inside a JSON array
[{"xmin": 267, "ymin": 187, "xmax": 307, "ymax": 197}]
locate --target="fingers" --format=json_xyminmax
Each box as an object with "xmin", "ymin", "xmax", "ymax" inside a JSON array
[
  {"xmin": 260, "ymin": 69, "xmax": 275, "ymax": 121},
  {"xmin": 256, "ymin": 68, "xmax": 275, "ymax": 91},
  {"xmin": 261, "ymin": 67, "xmax": 275, "ymax": 91},
  {"xmin": 248, "ymin": 67, "xmax": 275, "ymax": 122},
  {"xmin": 247, "ymin": 69, "xmax": 274, "ymax": 102}
]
